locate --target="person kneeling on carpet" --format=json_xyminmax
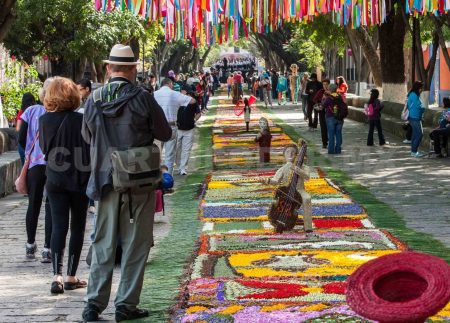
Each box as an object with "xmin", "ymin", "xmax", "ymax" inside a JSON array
[{"xmin": 265, "ymin": 144, "xmax": 313, "ymax": 232}]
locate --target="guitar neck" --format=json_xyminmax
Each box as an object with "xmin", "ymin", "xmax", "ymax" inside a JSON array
[{"xmin": 289, "ymin": 143, "xmax": 307, "ymax": 189}]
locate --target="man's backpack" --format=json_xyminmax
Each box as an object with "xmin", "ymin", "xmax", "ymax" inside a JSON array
[
  {"xmin": 92, "ymin": 87, "xmax": 161, "ymax": 194},
  {"xmin": 333, "ymin": 95, "xmax": 348, "ymax": 121}
]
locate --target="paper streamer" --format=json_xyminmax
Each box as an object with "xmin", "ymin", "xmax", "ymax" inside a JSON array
[{"xmin": 95, "ymin": 0, "xmax": 449, "ymax": 46}]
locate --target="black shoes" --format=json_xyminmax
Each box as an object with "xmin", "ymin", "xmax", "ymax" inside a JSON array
[
  {"xmin": 82, "ymin": 303, "xmax": 101, "ymax": 322},
  {"xmin": 50, "ymin": 281, "xmax": 64, "ymax": 294},
  {"xmin": 82, "ymin": 303, "xmax": 149, "ymax": 322},
  {"xmin": 115, "ymin": 305, "xmax": 149, "ymax": 322}
]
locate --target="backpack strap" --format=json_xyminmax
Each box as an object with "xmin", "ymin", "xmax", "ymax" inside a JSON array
[{"xmin": 93, "ymin": 87, "xmax": 103, "ymax": 110}]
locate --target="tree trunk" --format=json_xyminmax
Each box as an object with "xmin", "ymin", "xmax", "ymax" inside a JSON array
[
  {"xmin": 51, "ymin": 59, "xmax": 72, "ymax": 77},
  {"xmin": 379, "ymin": 0, "xmax": 406, "ymax": 102},
  {"xmin": 74, "ymin": 58, "xmax": 86, "ymax": 82},
  {"xmin": 404, "ymin": 15, "xmax": 440, "ymax": 94},
  {"xmin": 94, "ymin": 62, "xmax": 104, "ymax": 83},
  {"xmin": 192, "ymin": 49, "xmax": 200, "ymax": 71},
  {"xmin": 431, "ymin": 15, "xmax": 450, "ymax": 71},
  {"xmin": 356, "ymin": 28, "xmax": 382, "ymax": 87},
  {"xmin": 0, "ymin": 0, "xmax": 16, "ymax": 42},
  {"xmin": 90, "ymin": 61, "xmax": 98, "ymax": 83},
  {"xmin": 199, "ymin": 47, "xmax": 212, "ymax": 70},
  {"xmin": 181, "ymin": 46, "xmax": 196, "ymax": 72},
  {"xmin": 128, "ymin": 38, "xmax": 140, "ymax": 60}
]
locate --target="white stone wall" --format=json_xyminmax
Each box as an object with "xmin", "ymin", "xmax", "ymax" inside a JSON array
[
  {"xmin": 381, "ymin": 83, "xmax": 407, "ymax": 104},
  {"xmin": 0, "ymin": 45, "xmax": 11, "ymax": 85}
]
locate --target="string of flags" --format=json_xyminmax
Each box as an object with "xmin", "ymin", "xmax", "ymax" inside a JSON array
[{"xmin": 95, "ymin": 0, "xmax": 450, "ymax": 46}]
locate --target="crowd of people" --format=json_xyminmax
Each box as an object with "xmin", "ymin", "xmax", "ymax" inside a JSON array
[
  {"xmin": 245, "ymin": 69, "xmax": 449, "ymax": 158},
  {"xmin": 214, "ymin": 56, "xmax": 256, "ymax": 73},
  {"xmin": 13, "ymin": 44, "xmax": 212, "ymax": 322},
  {"xmin": 6, "ymin": 41, "xmax": 450, "ymax": 322},
  {"xmin": 247, "ymin": 70, "xmax": 349, "ymax": 154}
]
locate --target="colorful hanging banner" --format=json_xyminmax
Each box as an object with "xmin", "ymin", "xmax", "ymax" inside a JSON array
[{"xmin": 96, "ymin": 0, "xmax": 449, "ymax": 46}]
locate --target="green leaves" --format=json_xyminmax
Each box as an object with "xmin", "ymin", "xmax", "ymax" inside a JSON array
[
  {"xmin": 0, "ymin": 61, "xmax": 41, "ymax": 120},
  {"xmin": 286, "ymin": 15, "xmax": 346, "ymax": 71},
  {"xmin": 4, "ymin": 0, "xmax": 153, "ymax": 65}
]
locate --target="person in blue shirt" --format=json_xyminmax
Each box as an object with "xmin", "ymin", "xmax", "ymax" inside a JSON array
[
  {"xmin": 277, "ymin": 73, "xmax": 288, "ymax": 105},
  {"xmin": 407, "ymin": 81, "xmax": 426, "ymax": 157}
]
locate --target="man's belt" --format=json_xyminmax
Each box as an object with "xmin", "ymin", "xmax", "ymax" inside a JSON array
[{"xmin": 168, "ymin": 121, "xmax": 177, "ymax": 126}]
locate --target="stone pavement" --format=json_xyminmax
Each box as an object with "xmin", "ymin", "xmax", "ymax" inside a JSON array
[
  {"xmin": 0, "ymin": 192, "xmax": 173, "ymax": 322},
  {"xmin": 0, "ymin": 96, "xmax": 449, "ymax": 321},
  {"xmin": 0, "ymin": 110, "xmax": 207, "ymax": 322},
  {"xmin": 270, "ymin": 104, "xmax": 450, "ymax": 247}
]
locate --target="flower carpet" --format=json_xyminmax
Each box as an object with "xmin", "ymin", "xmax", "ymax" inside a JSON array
[{"xmin": 173, "ymin": 102, "xmax": 450, "ymax": 322}]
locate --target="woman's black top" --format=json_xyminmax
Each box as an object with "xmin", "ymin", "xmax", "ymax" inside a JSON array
[{"xmin": 39, "ymin": 111, "xmax": 90, "ymax": 192}]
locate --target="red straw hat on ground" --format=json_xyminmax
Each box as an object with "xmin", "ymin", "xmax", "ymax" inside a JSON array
[{"xmin": 346, "ymin": 251, "xmax": 450, "ymax": 323}]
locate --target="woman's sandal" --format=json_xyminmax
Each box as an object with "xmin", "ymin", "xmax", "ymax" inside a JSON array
[
  {"xmin": 64, "ymin": 279, "xmax": 87, "ymax": 290},
  {"xmin": 51, "ymin": 281, "xmax": 64, "ymax": 294}
]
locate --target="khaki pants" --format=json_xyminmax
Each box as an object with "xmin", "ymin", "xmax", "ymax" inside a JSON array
[
  {"xmin": 300, "ymin": 191, "xmax": 313, "ymax": 231},
  {"xmin": 86, "ymin": 187, "xmax": 155, "ymax": 312},
  {"xmin": 176, "ymin": 128, "xmax": 194, "ymax": 173}
]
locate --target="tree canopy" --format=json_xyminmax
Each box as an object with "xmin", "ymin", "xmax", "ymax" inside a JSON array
[
  {"xmin": 3, "ymin": 0, "xmax": 151, "ymax": 77},
  {"xmin": 287, "ymin": 15, "xmax": 347, "ymax": 74},
  {"xmin": 0, "ymin": 0, "xmax": 16, "ymax": 42}
]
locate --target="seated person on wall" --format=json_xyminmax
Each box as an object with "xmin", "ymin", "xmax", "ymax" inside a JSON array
[
  {"xmin": 265, "ymin": 144, "xmax": 313, "ymax": 232},
  {"xmin": 429, "ymin": 110, "xmax": 450, "ymax": 158}
]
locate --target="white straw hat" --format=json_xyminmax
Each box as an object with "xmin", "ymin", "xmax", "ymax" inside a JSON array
[{"xmin": 103, "ymin": 44, "xmax": 139, "ymax": 66}]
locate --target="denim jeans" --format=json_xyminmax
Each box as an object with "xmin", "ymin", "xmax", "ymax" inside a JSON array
[
  {"xmin": 17, "ymin": 144, "xmax": 25, "ymax": 165},
  {"xmin": 326, "ymin": 116, "xmax": 343, "ymax": 154},
  {"xmin": 409, "ymin": 119, "xmax": 423, "ymax": 153},
  {"xmin": 301, "ymin": 94, "xmax": 308, "ymax": 116}
]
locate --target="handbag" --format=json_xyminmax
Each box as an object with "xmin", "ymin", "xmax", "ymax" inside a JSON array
[
  {"xmin": 15, "ymin": 133, "xmax": 39, "ymax": 194},
  {"xmin": 401, "ymin": 100, "xmax": 409, "ymax": 121},
  {"xmin": 110, "ymin": 145, "xmax": 161, "ymax": 192},
  {"xmin": 313, "ymin": 103, "xmax": 324, "ymax": 111}
]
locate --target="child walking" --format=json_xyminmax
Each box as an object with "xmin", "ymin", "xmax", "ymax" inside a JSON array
[
  {"xmin": 244, "ymin": 98, "xmax": 251, "ymax": 132},
  {"xmin": 365, "ymin": 89, "xmax": 386, "ymax": 146}
]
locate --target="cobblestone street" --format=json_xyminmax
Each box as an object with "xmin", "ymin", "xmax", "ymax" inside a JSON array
[
  {"xmin": 271, "ymin": 106, "xmax": 450, "ymax": 247},
  {"xmin": 0, "ymin": 192, "xmax": 173, "ymax": 322}
]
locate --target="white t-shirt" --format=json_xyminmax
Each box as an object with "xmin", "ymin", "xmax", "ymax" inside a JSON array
[{"xmin": 153, "ymin": 86, "xmax": 192, "ymax": 123}]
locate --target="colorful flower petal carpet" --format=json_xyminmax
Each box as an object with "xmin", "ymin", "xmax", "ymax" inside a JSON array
[{"xmin": 172, "ymin": 100, "xmax": 450, "ymax": 322}]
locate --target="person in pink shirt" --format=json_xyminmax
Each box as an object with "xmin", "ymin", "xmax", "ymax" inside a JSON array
[{"xmin": 233, "ymin": 72, "xmax": 243, "ymax": 85}]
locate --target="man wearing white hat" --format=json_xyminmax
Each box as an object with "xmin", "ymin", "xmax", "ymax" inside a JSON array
[{"xmin": 81, "ymin": 44, "xmax": 172, "ymax": 322}]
